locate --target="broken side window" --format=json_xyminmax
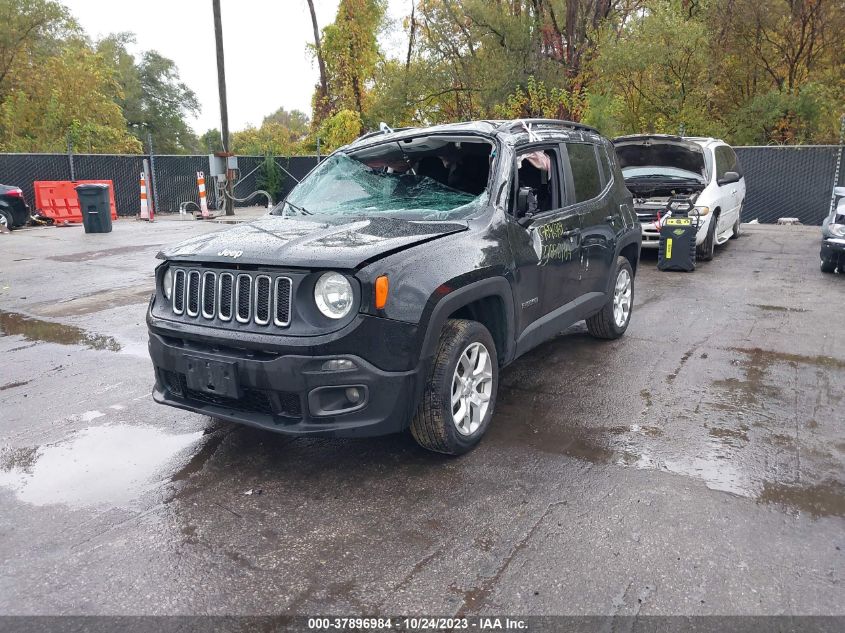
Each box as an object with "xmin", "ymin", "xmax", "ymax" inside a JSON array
[{"xmin": 515, "ymin": 148, "xmax": 560, "ymax": 213}]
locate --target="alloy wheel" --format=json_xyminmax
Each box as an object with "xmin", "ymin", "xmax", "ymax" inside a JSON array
[
  {"xmin": 613, "ymin": 268, "xmax": 632, "ymax": 327},
  {"xmin": 451, "ymin": 341, "xmax": 493, "ymax": 436}
]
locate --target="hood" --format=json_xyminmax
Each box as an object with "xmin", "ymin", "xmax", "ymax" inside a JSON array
[
  {"xmin": 159, "ymin": 215, "xmax": 469, "ymax": 269},
  {"xmin": 613, "ymin": 135, "xmax": 706, "ymax": 182}
]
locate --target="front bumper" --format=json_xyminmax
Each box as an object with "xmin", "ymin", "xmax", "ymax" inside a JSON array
[
  {"xmin": 148, "ymin": 309, "xmax": 427, "ymax": 438},
  {"xmin": 821, "ymin": 237, "xmax": 845, "ymax": 262}
]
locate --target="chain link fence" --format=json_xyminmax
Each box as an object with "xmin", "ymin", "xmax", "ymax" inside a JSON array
[
  {"xmin": 735, "ymin": 146, "xmax": 845, "ymax": 225},
  {"xmin": 0, "ymin": 152, "xmax": 322, "ymax": 217},
  {"xmin": 0, "ymin": 146, "xmax": 842, "ymax": 224}
]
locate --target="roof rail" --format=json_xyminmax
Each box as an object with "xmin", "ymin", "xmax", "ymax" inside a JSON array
[
  {"xmin": 352, "ymin": 126, "xmax": 416, "ymax": 144},
  {"xmin": 497, "ymin": 118, "xmax": 600, "ymax": 136}
]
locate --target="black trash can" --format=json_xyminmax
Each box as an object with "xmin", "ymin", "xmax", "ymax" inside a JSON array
[{"xmin": 75, "ymin": 183, "xmax": 113, "ymax": 233}]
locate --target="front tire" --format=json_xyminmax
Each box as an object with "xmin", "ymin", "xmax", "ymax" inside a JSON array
[
  {"xmin": 697, "ymin": 215, "xmax": 717, "ymax": 260},
  {"xmin": 410, "ymin": 319, "xmax": 498, "ymax": 455},
  {"xmin": 586, "ymin": 256, "xmax": 634, "ymax": 340}
]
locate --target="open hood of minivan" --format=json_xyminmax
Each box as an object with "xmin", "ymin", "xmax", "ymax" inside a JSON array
[{"xmin": 613, "ymin": 135, "xmax": 707, "ymax": 183}]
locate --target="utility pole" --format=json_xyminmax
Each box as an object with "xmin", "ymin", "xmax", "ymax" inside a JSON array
[{"xmin": 212, "ymin": 0, "xmax": 234, "ymax": 216}]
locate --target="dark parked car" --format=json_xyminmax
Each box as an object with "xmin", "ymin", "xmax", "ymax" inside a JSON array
[
  {"xmin": 820, "ymin": 186, "xmax": 845, "ymax": 273},
  {"xmin": 147, "ymin": 119, "xmax": 641, "ymax": 454},
  {"xmin": 0, "ymin": 184, "xmax": 30, "ymax": 229}
]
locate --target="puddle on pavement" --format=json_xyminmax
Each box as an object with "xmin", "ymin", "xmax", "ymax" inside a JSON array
[
  {"xmin": 727, "ymin": 346, "xmax": 845, "ymax": 371},
  {"xmin": 0, "ymin": 379, "xmax": 30, "ymax": 391},
  {"xmin": 0, "ymin": 424, "xmax": 203, "ymax": 508},
  {"xmin": 491, "ymin": 390, "xmax": 656, "ymax": 467},
  {"xmin": 0, "ymin": 310, "xmax": 121, "ymax": 351},
  {"xmin": 493, "ymin": 339, "xmax": 845, "ymax": 519},
  {"xmin": 708, "ymin": 425, "xmax": 750, "ymax": 444},
  {"xmin": 758, "ymin": 479, "xmax": 845, "ymax": 518},
  {"xmin": 750, "ymin": 304, "xmax": 809, "ymax": 313},
  {"xmin": 170, "ymin": 428, "xmax": 228, "ymax": 483}
]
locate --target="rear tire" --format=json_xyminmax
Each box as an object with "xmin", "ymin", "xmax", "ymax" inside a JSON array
[
  {"xmin": 410, "ymin": 319, "xmax": 498, "ymax": 455},
  {"xmin": 586, "ymin": 257, "xmax": 634, "ymax": 340},
  {"xmin": 820, "ymin": 256, "xmax": 837, "ymax": 273},
  {"xmin": 697, "ymin": 215, "xmax": 717, "ymax": 260},
  {"xmin": 0, "ymin": 209, "xmax": 14, "ymax": 230}
]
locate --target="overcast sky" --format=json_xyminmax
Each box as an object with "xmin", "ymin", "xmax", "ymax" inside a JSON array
[{"xmin": 63, "ymin": 0, "xmax": 408, "ymax": 134}]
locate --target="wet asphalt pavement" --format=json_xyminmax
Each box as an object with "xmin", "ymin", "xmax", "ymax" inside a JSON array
[{"xmin": 0, "ymin": 220, "xmax": 843, "ymax": 616}]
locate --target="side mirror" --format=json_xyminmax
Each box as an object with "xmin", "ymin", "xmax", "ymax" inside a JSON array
[
  {"xmin": 834, "ymin": 186, "xmax": 845, "ymax": 199},
  {"xmin": 516, "ymin": 186, "xmax": 538, "ymax": 218},
  {"xmin": 718, "ymin": 171, "xmax": 740, "ymax": 186}
]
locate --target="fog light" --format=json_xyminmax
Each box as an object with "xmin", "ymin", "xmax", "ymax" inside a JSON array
[
  {"xmin": 321, "ymin": 359, "xmax": 356, "ymax": 372},
  {"xmin": 345, "ymin": 387, "xmax": 362, "ymax": 404}
]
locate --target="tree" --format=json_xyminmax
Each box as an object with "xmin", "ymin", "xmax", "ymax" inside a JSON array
[
  {"xmin": 200, "ymin": 128, "xmax": 223, "ymax": 153},
  {"xmin": 705, "ymin": 0, "xmax": 845, "ymax": 143},
  {"xmin": 315, "ymin": 0, "xmax": 387, "ymax": 124},
  {"xmin": 232, "ymin": 122, "xmax": 299, "ymax": 155},
  {"xmin": 0, "ymin": 0, "xmax": 78, "ymax": 99},
  {"xmin": 317, "ymin": 109, "xmax": 363, "ymax": 151},
  {"xmin": 306, "ymin": 0, "xmax": 330, "ymax": 121},
  {"xmin": 262, "ymin": 107, "xmax": 310, "ymax": 136},
  {"xmin": 97, "ymin": 34, "xmax": 200, "ymax": 153},
  {"xmin": 256, "ymin": 154, "xmax": 286, "ymax": 203},
  {"xmin": 588, "ymin": 2, "xmax": 714, "ymax": 136},
  {"xmin": 0, "ymin": 43, "xmax": 141, "ymax": 153}
]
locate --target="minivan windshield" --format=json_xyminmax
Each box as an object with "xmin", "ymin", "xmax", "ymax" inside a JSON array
[{"xmin": 271, "ymin": 142, "xmax": 493, "ymax": 221}]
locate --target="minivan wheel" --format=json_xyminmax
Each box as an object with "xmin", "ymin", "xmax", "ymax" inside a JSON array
[
  {"xmin": 731, "ymin": 213, "xmax": 742, "ymax": 239},
  {"xmin": 410, "ymin": 319, "xmax": 498, "ymax": 455},
  {"xmin": 586, "ymin": 256, "xmax": 634, "ymax": 340},
  {"xmin": 697, "ymin": 215, "xmax": 717, "ymax": 261}
]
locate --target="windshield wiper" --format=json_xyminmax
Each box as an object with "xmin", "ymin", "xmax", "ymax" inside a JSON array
[{"xmin": 279, "ymin": 200, "xmax": 313, "ymax": 217}]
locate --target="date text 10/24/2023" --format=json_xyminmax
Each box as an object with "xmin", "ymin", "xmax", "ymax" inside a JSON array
[{"xmin": 307, "ymin": 617, "xmax": 528, "ymax": 630}]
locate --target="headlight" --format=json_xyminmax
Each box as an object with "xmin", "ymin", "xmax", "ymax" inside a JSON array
[
  {"xmin": 695, "ymin": 206, "xmax": 710, "ymax": 216},
  {"xmin": 830, "ymin": 224, "xmax": 845, "ymax": 238},
  {"xmin": 314, "ymin": 272, "xmax": 354, "ymax": 319},
  {"xmin": 162, "ymin": 267, "xmax": 173, "ymax": 300}
]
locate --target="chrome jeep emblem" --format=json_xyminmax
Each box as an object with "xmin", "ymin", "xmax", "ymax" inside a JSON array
[{"xmin": 217, "ymin": 249, "xmax": 243, "ymax": 258}]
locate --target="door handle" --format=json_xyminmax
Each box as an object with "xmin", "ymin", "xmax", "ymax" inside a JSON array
[
  {"xmin": 562, "ymin": 228, "xmax": 580, "ymax": 237},
  {"xmin": 731, "ymin": 189, "xmax": 737, "ymax": 194},
  {"xmin": 605, "ymin": 215, "xmax": 616, "ymax": 222}
]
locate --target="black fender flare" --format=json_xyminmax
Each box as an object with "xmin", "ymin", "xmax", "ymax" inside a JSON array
[
  {"xmin": 604, "ymin": 228, "xmax": 641, "ymax": 294},
  {"xmin": 419, "ymin": 276, "xmax": 516, "ymax": 364}
]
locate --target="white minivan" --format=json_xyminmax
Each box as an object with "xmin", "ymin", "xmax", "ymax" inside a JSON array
[{"xmin": 613, "ymin": 135, "xmax": 746, "ymax": 260}]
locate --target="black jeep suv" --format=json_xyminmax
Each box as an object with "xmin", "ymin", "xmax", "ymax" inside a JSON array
[{"xmin": 147, "ymin": 119, "xmax": 641, "ymax": 454}]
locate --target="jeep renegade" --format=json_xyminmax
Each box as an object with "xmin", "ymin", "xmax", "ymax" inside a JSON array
[{"xmin": 147, "ymin": 119, "xmax": 641, "ymax": 454}]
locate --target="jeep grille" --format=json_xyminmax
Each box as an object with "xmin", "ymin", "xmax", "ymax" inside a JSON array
[{"xmin": 169, "ymin": 267, "xmax": 292, "ymax": 328}]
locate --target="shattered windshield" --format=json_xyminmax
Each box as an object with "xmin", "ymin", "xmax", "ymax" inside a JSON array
[{"xmin": 271, "ymin": 142, "xmax": 492, "ymax": 221}]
